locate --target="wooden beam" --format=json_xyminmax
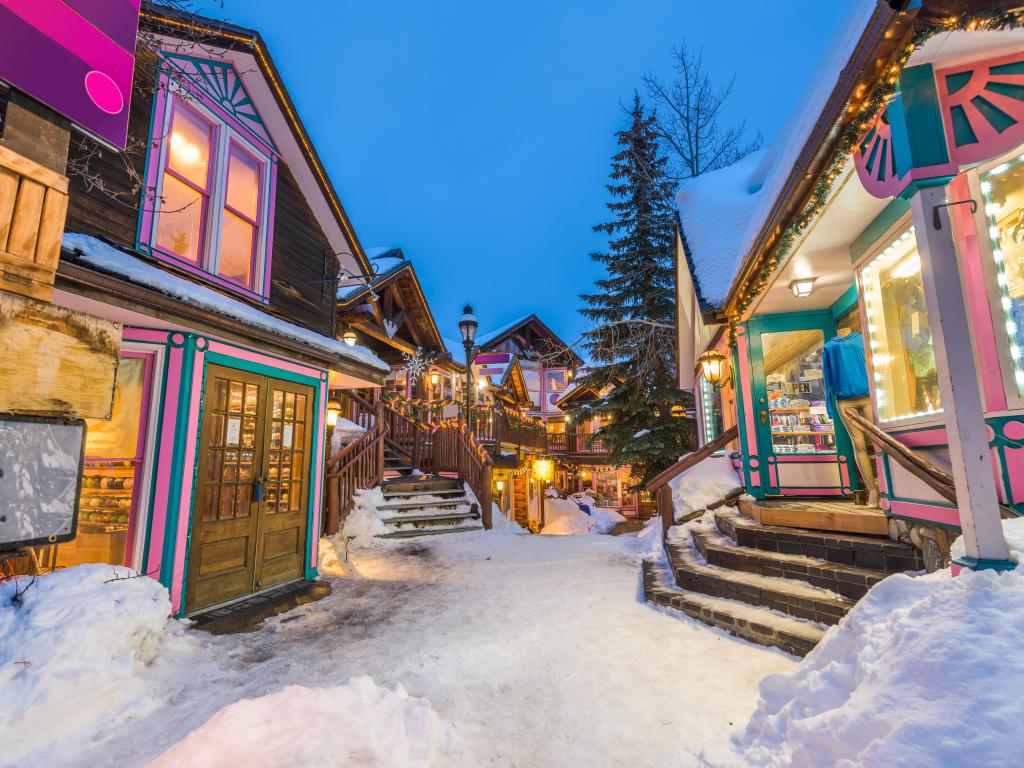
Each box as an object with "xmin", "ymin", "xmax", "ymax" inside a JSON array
[{"xmin": 351, "ymin": 317, "xmax": 418, "ymax": 354}]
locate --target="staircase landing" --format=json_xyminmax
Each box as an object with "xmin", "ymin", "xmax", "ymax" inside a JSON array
[{"xmin": 739, "ymin": 497, "xmax": 888, "ymax": 536}]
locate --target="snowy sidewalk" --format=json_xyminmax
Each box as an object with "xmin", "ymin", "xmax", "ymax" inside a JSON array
[{"xmin": 20, "ymin": 531, "xmax": 793, "ymax": 767}]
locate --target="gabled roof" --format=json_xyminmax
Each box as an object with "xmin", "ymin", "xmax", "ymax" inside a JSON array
[
  {"xmin": 554, "ymin": 384, "xmax": 602, "ymax": 410},
  {"xmin": 675, "ymin": 0, "xmax": 886, "ymax": 313},
  {"xmin": 139, "ymin": 2, "xmax": 374, "ymax": 278},
  {"xmin": 476, "ymin": 314, "xmax": 584, "ymax": 367},
  {"xmin": 498, "ymin": 357, "xmax": 532, "ymax": 408}
]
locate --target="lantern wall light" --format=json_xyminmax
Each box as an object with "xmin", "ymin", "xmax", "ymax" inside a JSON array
[
  {"xmin": 342, "ymin": 329, "xmax": 357, "ymax": 346},
  {"xmin": 326, "ymin": 398, "xmax": 342, "ymax": 427},
  {"xmin": 697, "ymin": 349, "xmax": 730, "ymax": 389}
]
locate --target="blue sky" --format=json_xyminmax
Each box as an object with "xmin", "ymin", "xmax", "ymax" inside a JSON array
[{"xmin": 210, "ymin": 0, "xmax": 851, "ymax": 347}]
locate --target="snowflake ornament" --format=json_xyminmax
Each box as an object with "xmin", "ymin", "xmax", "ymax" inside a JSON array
[{"xmin": 402, "ymin": 347, "xmax": 434, "ymax": 384}]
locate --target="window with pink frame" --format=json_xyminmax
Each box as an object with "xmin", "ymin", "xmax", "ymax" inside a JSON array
[{"xmin": 144, "ymin": 90, "xmax": 274, "ymax": 299}]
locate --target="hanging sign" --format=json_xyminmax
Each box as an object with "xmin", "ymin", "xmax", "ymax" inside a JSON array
[{"xmin": 0, "ymin": 1, "xmax": 141, "ymax": 149}]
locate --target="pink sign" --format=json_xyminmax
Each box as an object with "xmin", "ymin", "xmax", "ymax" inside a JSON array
[{"xmin": 0, "ymin": 0, "xmax": 140, "ymax": 149}]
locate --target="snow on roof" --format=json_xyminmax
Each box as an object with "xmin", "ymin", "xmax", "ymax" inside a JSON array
[
  {"xmin": 63, "ymin": 233, "xmax": 389, "ymax": 372},
  {"xmin": 369, "ymin": 256, "xmax": 406, "ymax": 276},
  {"xmin": 675, "ymin": 0, "xmax": 875, "ymax": 309},
  {"xmin": 475, "ymin": 314, "xmax": 534, "ymax": 349},
  {"xmin": 443, "ymin": 337, "xmax": 467, "ymax": 365}
]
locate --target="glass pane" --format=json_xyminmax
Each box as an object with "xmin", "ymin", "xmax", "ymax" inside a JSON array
[
  {"xmin": 762, "ymin": 329, "xmax": 836, "ymax": 454},
  {"xmin": 226, "ymin": 147, "xmax": 260, "ymax": 220},
  {"xmin": 219, "ymin": 210, "xmax": 254, "ymax": 287},
  {"xmin": 859, "ymin": 227, "xmax": 942, "ymax": 421},
  {"xmin": 167, "ymin": 103, "xmax": 212, "ymax": 187},
  {"xmin": 700, "ymin": 376, "xmax": 724, "ymax": 445},
  {"xmin": 219, "ymin": 486, "xmax": 235, "ymax": 520},
  {"xmin": 228, "ymin": 381, "xmax": 244, "ymax": 413},
  {"xmin": 156, "ymin": 173, "xmax": 203, "ymax": 263},
  {"xmin": 981, "ymin": 160, "xmax": 1024, "ymax": 395},
  {"xmin": 244, "ymin": 384, "xmax": 259, "ymax": 414}
]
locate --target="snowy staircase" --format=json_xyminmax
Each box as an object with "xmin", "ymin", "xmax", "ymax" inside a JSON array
[
  {"xmin": 377, "ymin": 476, "xmax": 484, "ymax": 539},
  {"xmin": 642, "ymin": 508, "xmax": 924, "ymax": 656},
  {"xmin": 383, "ymin": 446, "xmax": 414, "ymax": 476}
]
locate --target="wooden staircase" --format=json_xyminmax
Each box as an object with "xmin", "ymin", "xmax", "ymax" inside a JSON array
[
  {"xmin": 376, "ymin": 476, "xmax": 483, "ymax": 538},
  {"xmin": 642, "ymin": 507, "xmax": 923, "ymax": 656}
]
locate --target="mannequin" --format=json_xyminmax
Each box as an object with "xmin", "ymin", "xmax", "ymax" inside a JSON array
[{"xmin": 822, "ymin": 327, "xmax": 879, "ymax": 507}]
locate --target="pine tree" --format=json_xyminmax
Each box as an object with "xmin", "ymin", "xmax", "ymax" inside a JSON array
[{"xmin": 575, "ymin": 95, "xmax": 695, "ymax": 487}]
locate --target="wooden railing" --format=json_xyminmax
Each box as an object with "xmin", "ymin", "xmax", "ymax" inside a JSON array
[
  {"xmin": 430, "ymin": 420, "xmax": 493, "ymax": 528},
  {"xmin": 469, "ymin": 405, "xmax": 547, "ymax": 452},
  {"xmin": 645, "ymin": 426, "xmax": 740, "ymax": 535},
  {"xmin": 547, "ymin": 431, "xmax": 609, "ymax": 457},
  {"xmin": 324, "ymin": 413, "xmax": 389, "ymax": 534}
]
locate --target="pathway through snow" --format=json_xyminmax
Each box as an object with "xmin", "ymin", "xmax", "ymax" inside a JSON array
[{"xmin": 18, "ymin": 531, "xmax": 794, "ymax": 767}]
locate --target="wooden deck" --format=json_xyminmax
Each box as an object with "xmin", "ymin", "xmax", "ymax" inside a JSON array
[{"xmin": 738, "ymin": 497, "xmax": 889, "ymax": 536}]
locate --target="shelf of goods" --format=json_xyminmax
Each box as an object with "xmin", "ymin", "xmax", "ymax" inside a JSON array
[
  {"xmin": 768, "ymin": 399, "xmax": 835, "ymax": 455},
  {"xmin": 58, "ymin": 460, "xmax": 137, "ymax": 567}
]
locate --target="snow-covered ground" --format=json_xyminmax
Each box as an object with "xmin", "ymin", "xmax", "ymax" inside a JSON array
[
  {"xmin": 1, "ymin": 529, "xmax": 791, "ymax": 767},
  {"xmin": 540, "ymin": 492, "xmax": 625, "ymax": 535}
]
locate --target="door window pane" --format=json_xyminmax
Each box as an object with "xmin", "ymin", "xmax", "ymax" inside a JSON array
[
  {"xmin": 156, "ymin": 173, "xmax": 204, "ymax": 262},
  {"xmin": 859, "ymin": 227, "xmax": 942, "ymax": 421},
  {"xmin": 762, "ymin": 329, "xmax": 836, "ymax": 454},
  {"xmin": 981, "ymin": 159, "xmax": 1024, "ymax": 396}
]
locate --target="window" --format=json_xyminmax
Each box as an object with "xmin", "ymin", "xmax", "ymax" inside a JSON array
[
  {"xmin": 545, "ymin": 369, "xmax": 567, "ymax": 393},
  {"xmin": 859, "ymin": 226, "xmax": 942, "ymax": 422},
  {"xmin": 761, "ymin": 329, "xmax": 836, "ymax": 454},
  {"xmin": 148, "ymin": 95, "xmax": 273, "ymax": 297},
  {"xmin": 699, "ymin": 376, "xmax": 724, "ymax": 445},
  {"xmin": 980, "ymin": 158, "xmax": 1024, "ymax": 397}
]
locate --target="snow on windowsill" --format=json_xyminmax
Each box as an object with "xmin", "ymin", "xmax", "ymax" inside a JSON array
[{"xmin": 62, "ymin": 233, "xmax": 389, "ymax": 372}]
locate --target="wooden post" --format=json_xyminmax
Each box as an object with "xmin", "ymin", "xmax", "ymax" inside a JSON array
[
  {"xmin": 909, "ymin": 186, "xmax": 1013, "ymax": 569},
  {"xmin": 659, "ymin": 485, "xmax": 673, "ymax": 536}
]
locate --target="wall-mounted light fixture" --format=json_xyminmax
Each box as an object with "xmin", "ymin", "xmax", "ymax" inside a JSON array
[
  {"xmin": 697, "ymin": 349, "xmax": 730, "ymax": 389},
  {"xmin": 326, "ymin": 398, "xmax": 342, "ymax": 427},
  {"xmin": 342, "ymin": 329, "xmax": 357, "ymax": 346}
]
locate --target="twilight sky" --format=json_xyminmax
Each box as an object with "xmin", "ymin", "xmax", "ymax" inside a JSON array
[{"xmin": 208, "ymin": 0, "xmax": 852, "ymax": 347}]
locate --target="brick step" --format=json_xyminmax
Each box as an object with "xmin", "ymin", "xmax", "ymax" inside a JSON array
[
  {"xmin": 380, "ymin": 510, "xmax": 480, "ymax": 526},
  {"xmin": 715, "ymin": 509, "xmax": 923, "ymax": 573},
  {"xmin": 691, "ymin": 528, "xmax": 886, "ymax": 600},
  {"xmin": 379, "ymin": 524, "xmax": 484, "ymax": 539},
  {"xmin": 666, "ymin": 539, "xmax": 853, "ymax": 626},
  {"xmin": 642, "ymin": 560, "xmax": 824, "ymax": 657}
]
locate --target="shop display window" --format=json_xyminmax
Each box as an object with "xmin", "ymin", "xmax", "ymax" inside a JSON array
[
  {"xmin": 981, "ymin": 158, "xmax": 1024, "ymax": 397},
  {"xmin": 699, "ymin": 376, "xmax": 723, "ymax": 445},
  {"xmin": 761, "ymin": 329, "xmax": 836, "ymax": 454},
  {"xmin": 859, "ymin": 226, "xmax": 942, "ymax": 421},
  {"xmin": 58, "ymin": 355, "xmax": 151, "ymax": 568}
]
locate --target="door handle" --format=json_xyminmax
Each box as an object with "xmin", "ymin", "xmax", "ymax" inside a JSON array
[
  {"xmin": 253, "ymin": 475, "xmax": 268, "ymax": 502},
  {"xmin": 759, "ymin": 409, "xmax": 768, "ymax": 425}
]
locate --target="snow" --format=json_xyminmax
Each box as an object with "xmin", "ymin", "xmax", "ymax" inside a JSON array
[
  {"xmin": 669, "ymin": 455, "xmax": 743, "ymax": 520},
  {"xmin": 62, "ymin": 233, "xmax": 388, "ymax": 372},
  {"xmin": 443, "ymin": 336, "xmax": 467, "ymax": 365},
  {"xmin": 340, "ymin": 487, "xmax": 387, "ymax": 543},
  {"xmin": 329, "ymin": 417, "xmax": 366, "ymax": 455},
  {"xmin": 676, "ymin": 0, "xmax": 875, "ymax": 308},
  {"xmin": 0, "ymin": 565, "xmax": 173, "ymax": 765},
  {"xmin": 633, "ymin": 428, "xmax": 650, "ymax": 438},
  {"xmin": 147, "ymin": 678, "xmax": 452, "ymax": 768},
  {"xmin": 540, "ymin": 496, "xmax": 625, "ymax": 536},
  {"xmin": 370, "ymin": 256, "xmax": 406, "ymax": 276},
  {"xmin": 5, "ymin": 529, "xmax": 792, "ymax": 767},
  {"xmin": 474, "ymin": 313, "xmax": 533, "ymax": 349}
]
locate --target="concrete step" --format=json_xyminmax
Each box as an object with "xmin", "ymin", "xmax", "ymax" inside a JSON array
[
  {"xmin": 715, "ymin": 509, "xmax": 923, "ymax": 573},
  {"xmin": 382, "ymin": 477, "xmax": 463, "ymax": 494},
  {"xmin": 380, "ymin": 524, "xmax": 484, "ymax": 539},
  {"xmin": 666, "ymin": 539, "xmax": 854, "ymax": 626},
  {"xmin": 380, "ymin": 510, "xmax": 480, "ymax": 526},
  {"xmin": 691, "ymin": 527, "xmax": 886, "ymax": 601},
  {"xmin": 642, "ymin": 560, "xmax": 824, "ymax": 657}
]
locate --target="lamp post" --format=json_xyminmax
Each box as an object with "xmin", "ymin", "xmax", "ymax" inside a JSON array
[{"xmin": 458, "ymin": 304, "xmax": 478, "ymax": 433}]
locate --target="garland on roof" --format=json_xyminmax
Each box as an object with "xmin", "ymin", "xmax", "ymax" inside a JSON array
[{"xmin": 727, "ymin": 7, "xmax": 1024, "ymax": 347}]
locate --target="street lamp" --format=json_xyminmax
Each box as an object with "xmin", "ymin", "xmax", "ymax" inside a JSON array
[{"xmin": 459, "ymin": 304, "xmax": 478, "ymax": 432}]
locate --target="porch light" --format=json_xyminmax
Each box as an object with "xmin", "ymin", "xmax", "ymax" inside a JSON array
[
  {"xmin": 326, "ymin": 398, "xmax": 342, "ymax": 427},
  {"xmin": 671, "ymin": 404, "xmax": 686, "ymax": 417},
  {"xmin": 789, "ymin": 277, "xmax": 816, "ymax": 298},
  {"xmin": 342, "ymin": 329, "xmax": 357, "ymax": 346},
  {"xmin": 430, "ymin": 372, "xmax": 439, "ymax": 386},
  {"xmin": 532, "ymin": 459, "xmax": 554, "ymax": 482},
  {"xmin": 697, "ymin": 349, "xmax": 729, "ymax": 389},
  {"xmin": 496, "ymin": 479, "xmax": 505, "ymax": 492}
]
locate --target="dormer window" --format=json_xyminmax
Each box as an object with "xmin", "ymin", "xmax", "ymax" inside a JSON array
[{"xmin": 140, "ymin": 55, "xmax": 277, "ymax": 302}]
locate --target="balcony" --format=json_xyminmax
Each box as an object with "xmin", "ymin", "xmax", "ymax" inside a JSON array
[{"xmin": 546, "ymin": 431, "xmax": 610, "ymax": 462}]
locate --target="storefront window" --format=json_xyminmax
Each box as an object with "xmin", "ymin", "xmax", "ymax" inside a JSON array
[
  {"xmin": 859, "ymin": 226, "xmax": 942, "ymax": 421},
  {"xmin": 762, "ymin": 329, "xmax": 836, "ymax": 454},
  {"xmin": 981, "ymin": 158, "xmax": 1024, "ymax": 396},
  {"xmin": 699, "ymin": 376, "xmax": 723, "ymax": 445},
  {"xmin": 58, "ymin": 356, "xmax": 150, "ymax": 568}
]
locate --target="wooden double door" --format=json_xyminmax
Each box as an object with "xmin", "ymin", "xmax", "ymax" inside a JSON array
[{"xmin": 187, "ymin": 365, "xmax": 314, "ymax": 614}]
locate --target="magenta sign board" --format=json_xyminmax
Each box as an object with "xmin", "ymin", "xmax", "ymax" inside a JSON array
[{"xmin": 0, "ymin": 0, "xmax": 141, "ymax": 149}]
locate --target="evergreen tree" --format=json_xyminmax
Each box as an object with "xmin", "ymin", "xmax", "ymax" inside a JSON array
[{"xmin": 575, "ymin": 95, "xmax": 695, "ymax": 487}]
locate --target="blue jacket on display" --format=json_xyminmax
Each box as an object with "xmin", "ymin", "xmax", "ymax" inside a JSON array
[{"xmin": 822, "ymin": 332, "xmax": 869, "ymax": 418}]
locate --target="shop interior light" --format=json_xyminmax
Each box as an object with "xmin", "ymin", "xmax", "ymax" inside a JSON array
[
  {"xmin": 889, "ymin": 253, "xmax": 921, "ymax": 280},
  {"xmin": 789, "ymin": 277, "xmax": 816, "ymax": 298}
]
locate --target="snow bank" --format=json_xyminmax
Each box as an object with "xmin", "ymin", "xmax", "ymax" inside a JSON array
[
  {"xmin": 342, "ymin": 487, "xmax": 387, "ymax": 544},
  {"xmin": 147, "ymin": 677, "xmax": 452, "ymax": 768},
  {"xmin": 318, "ymin": 533, "xmax": 352, "ymax": 577},
  {"xmin": 736, "ymin": 520, "xmax": 1024, "ymax": 766},
  {"xmin": 329, "ymin": 417, "xmax": 367, "ymax": 455},
  {"xmin": 540, "ymin": 497, "xmax": 624, "ymax": 536},
  {"xmin": 0, "ymin": 565, "xmax": 172, "ymax": 763},
  {"xmin": 490, "ymin": 503, "xmax": 527, "ymax": 533},
  {"xmin": 669, "ymin": 455, "xmax": 742, "ymax": 520}
]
